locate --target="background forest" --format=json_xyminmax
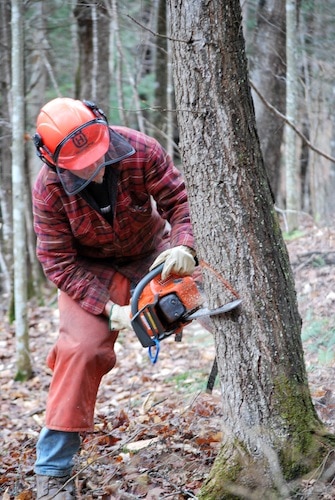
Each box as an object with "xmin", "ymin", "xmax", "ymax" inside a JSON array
[
  {"xmin": 1, "ymin": 0, "xmax": 335, "ymax": 498},
  {"xmin": 0, "ymin": 0, "xmax": 334, "ymax": 317}
]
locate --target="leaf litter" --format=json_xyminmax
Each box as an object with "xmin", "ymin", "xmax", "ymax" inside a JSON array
[{"xmin": 1, "ymin": 221, "xmax": 335, "ymax": 499}]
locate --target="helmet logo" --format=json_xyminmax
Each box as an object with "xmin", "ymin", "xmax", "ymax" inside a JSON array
[{"xmin": 72, "ymin": 131, "xmax": 88, "ymax": 149}]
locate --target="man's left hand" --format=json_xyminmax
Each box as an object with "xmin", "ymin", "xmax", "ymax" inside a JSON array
[{"xmin": 149, "ymin": 245, "xmax": 196, "ymax": 280}]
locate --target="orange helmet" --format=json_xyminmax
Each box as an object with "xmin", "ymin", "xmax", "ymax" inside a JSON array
[
  {"xmin": 33, "ymin": 98, "xmax": 110, "ymax": 170},
  {"xmin": 33, "ymin": 98, "xmax": 135, "ymax": 195}
]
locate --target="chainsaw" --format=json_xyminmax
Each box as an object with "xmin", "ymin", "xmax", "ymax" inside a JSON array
[{"xmin": 130, "ymin": 263, "xmax": 241, "ymax": 361}]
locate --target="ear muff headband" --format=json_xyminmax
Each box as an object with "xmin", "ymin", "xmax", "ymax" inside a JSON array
[{"xmin": 82, "ymin": 100, "xmax": 109, "ymax": 124}]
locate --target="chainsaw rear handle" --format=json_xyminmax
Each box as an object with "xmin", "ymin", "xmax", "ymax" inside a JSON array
[{"xmin": 131, "ymin": 263, "xmax": 164, "ymax": 347}]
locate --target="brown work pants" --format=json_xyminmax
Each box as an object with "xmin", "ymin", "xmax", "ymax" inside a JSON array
[{"xmin": 45, "ymin": 272, "xmax": 131, "ymax": 432}]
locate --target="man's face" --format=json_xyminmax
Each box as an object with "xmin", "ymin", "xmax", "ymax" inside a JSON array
[{"xmin": 73, "ymin": 156, "xmax": 105, "ymax": 184}]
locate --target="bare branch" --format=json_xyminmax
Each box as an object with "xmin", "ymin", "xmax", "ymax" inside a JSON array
[
  {"xmin": 250, "ymin": 80, "xmax": 335, "ymax": 164},
  {"xmin": 126, "ymin": 14, "xmax": 197, "ymax": 44}
]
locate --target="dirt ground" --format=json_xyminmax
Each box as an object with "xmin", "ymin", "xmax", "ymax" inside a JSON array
[{"xmin": 1, "ymin": 219, "xmax": 335, "ymax": 499}]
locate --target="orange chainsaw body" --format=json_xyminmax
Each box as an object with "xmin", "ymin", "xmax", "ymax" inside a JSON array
[
  {"xmin": 131, "ymin": 267, "xmax": 204, "ymax": 347},
  {"xmin": 137, "ymin": 273, "xmax": 204, "ymax": 315}
]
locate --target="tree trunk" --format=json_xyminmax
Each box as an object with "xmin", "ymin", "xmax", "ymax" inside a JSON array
[
  {"xmin": 152, "ymin": 0, "xmax": 168, "ymax": 144},
  {"xmin": 26, "ymin": 0, "xmax": 47, "ymax": 182},
  {"xmin": 11, "ymin": 0, "xmax": 32, "ymax": 380},
  {"xmin": 285, "ymin": 0, "xmax": 299, "ymax": 231},
  {"xmin": 250, "ymin": 0, "xmax": 286, "ymax": 200},
  {"xmin": 151, "ymin": 0, "xmax": 178, "ymax": 159},
  {"xmin": 168, "ymin": 0, "xmax": 334, "ymax": 497},
  {"xmin": 108, "ymin": 0, "xmax": 145, "ymax": 133},
  {"xmin": 301, "ymin": 1, "xmax": 334, "ymax": 225},
  {"xmin": 25, "ymin": 0, "xmax": 47, "ymax": 299},
  {"xmin": 329, "ymin": 110, "xmax": 335, "ymax": 219},
  {"xmin": 0, "ymin": 0, "xmax": 13, "ymax": 309},
  {"xmin": 74, "ymin": 0, "xmax": 110, "ymax": 112}
]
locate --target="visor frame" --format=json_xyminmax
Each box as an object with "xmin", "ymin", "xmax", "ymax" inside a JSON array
[{"xmin": 56, "ymin": 128, "xmax": 136, "ymax": 196}]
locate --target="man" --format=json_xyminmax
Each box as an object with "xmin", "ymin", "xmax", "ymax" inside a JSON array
[{"xmin": 32, "ymin": 97, "xmax": 197, "ymax": 499}]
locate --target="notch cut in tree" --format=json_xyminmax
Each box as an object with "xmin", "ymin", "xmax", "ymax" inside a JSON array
[{"xmin": 168, "ymin": 0, "xmax": 335, "ymax": 497}]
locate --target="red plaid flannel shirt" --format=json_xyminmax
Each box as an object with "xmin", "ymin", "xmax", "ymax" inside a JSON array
[{"xmin": 33, "ymin": 126, "xmax": 195, "ymax": 315}]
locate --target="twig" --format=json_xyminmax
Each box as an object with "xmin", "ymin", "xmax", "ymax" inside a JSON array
[
  {"xmin": 250, "ymin": 80, "xmax": 335, "ymax": 164},
  {"xmin": 294, "ymin": 254, "xmax": 315, "ymax": 273},
  {"xmin": 162, "ymin": 490, "xmax": 198, "ymax": 499},
  {"xmin": 293, "ymin": 251, "xmax": 335, "ymax": 272},
  {"xmin": 299, "ymin": 251, "xmax": 335, "ymax": 258},
  {"xmin": 274, "ymin": 206, "xmax": 289, "ymax": 232},
  {"xmin": 126, "ymin": 14, "xmax": 198, "ymax": 44},
  {"xmin": 142, "ymin": 116, "xmax": 180, "ymax": 152},
  {"xmin": 274, "ymin": 205, "xmax": 315, "ymax": 233},
  {"xmin": 149, "ymin": 471, "xmax": 198, "ymax": 499},
  {"xmin": 307, "ymin": 448, "xmax": 335, "ymax": 484}
]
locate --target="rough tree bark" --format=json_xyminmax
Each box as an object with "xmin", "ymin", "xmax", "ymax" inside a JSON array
[{"xmin": 168, "ymin": 0, "xmax": 334, "ymax": 497}]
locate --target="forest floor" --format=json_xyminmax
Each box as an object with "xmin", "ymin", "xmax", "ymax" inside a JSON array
[{"xmin": 1, "ymin": 217, "xmax": 335, "ymax": 500}]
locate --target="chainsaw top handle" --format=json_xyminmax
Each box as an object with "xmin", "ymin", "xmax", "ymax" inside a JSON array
[
  {"xmin": 130, "ymin": 263, "xmax": 164, "ymax": 347},
  {"xmin": 131, "ymin": 263, "xmax": 164, "ymax": 317}
]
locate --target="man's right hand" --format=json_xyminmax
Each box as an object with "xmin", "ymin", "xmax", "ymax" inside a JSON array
[{"xmin": 105, "ymin": 302, "xmax": 132, "ymax": 331}]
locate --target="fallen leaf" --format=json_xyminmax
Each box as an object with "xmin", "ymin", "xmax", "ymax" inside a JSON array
[{"xmin": 125, "ymin": 438, "xmax": 159, "ymax": 451}]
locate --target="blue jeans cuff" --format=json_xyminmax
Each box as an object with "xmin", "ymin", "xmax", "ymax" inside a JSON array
[{"xmin": 34, "ymin": 427, "xmax": 81, "ymax": 477}]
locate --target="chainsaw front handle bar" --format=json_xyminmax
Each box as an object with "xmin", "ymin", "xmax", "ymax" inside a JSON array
[
  {"xmin": 130, "ymin": 263, "xmax": 164, "ymax": 348},
  {"xmin": 131, "ymin": 263, "xmax": 164, "ymax": 317}
]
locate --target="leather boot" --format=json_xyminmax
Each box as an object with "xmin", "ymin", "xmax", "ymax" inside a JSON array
[{"xmin": 36, "ymin": 475, "xmax": 75, "ymax": 499}]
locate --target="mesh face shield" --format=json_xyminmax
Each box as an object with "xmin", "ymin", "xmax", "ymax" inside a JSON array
[{"xmin": 55, "ymin": 126, "xmax": 135, "ymax": 195}]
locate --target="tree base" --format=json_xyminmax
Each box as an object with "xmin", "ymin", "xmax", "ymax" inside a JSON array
[{"xmin": 198, "ymin": 432, "xmax": 335, "ymax": 500}]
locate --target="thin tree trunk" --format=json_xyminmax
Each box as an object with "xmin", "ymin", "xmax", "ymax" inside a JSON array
[
  {"xmin": 106, "ymin": 0, "xmax": 127, "ymax": 125},
  {"xmin": 152, "ymin": 0, "xmax": 168, "ymax": 143},
  {"xmin": 25, "ymin": 0, "xmax": 47, "ymax": 299},
  {"xmin": 166, "ymin": 32, "xmax": 174, "ymax": 159},
  {"xmin": 0, "ymin": 0, "xmax": 13, "ymax": 310},
  {"xmin": 250, "ymin": 0, "xmax": 286, "ymax": 199},
  {"xmin": 11, "ymin": 0, "xmax": 32, "ymax": 380},
  {"xmin": 285, "ymin": 0, "xmax": 299, "ymax": 230},
  {"xmin": 74, "ymin": 0, "xmax": 110, "ymax": 112}
]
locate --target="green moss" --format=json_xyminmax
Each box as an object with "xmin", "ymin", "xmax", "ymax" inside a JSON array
[
  {"xmin": 199, "ymin": 371, "xmax": 335, "ymax": 498},
  {"xmin": 8, "ymin": 296, "xmax": 15, "ymax": 324},
  {"xmin": 14, "ymin": 370, "xmax": 32, "ymax": 382},
  {"xmin": 273, "ymin": 373, "xmax": 324, "ymax": 479},
  {"xmin": 199, "ymin": 444, "xmax": 244, "ymax": 500}
]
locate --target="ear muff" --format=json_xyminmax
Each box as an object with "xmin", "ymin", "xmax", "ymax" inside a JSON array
[
  {"xmin": 33, "ymin": 132, "xmax": 56, "ymax": 169},
  {"xmin": 33, "ymin": 132, "xmax": 43, "ymax": 149}
]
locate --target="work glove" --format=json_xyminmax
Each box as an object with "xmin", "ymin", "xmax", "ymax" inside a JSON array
[
  {"xmin": 109, "ymin": 304, "xmax": 132, "ymax": 331},
  {"xmin": 149, "ymin": 245, "xmax": 196, "ymax": 280}
]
